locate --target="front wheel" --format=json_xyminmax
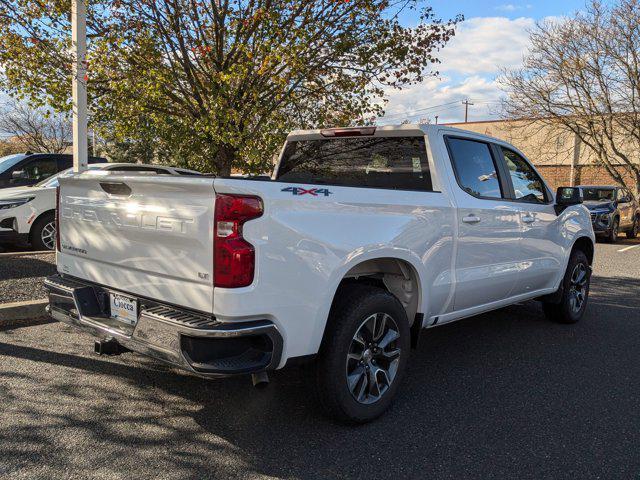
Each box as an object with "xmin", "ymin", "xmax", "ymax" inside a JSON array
[
  {"xmin": 607, "ymin": 218, "xmax": 619, "ymax": 243},
  {"xmin": 30, "ymin": 212, "xmax": 56, "ymax": 251},
  {"xmin": 543, "ymin": 250, "xmax": 591, "ymax": 324},
  {"xmin": 626, "ymin": 216, "xmax": 639, "ymax": 239},
  {"xmin": 313, "ymin": 284, "xmax": 411, "ymax": 424}
]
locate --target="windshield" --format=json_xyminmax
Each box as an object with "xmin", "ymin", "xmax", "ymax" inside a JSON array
[
  {"xmin": 581, "ymin": 188, "xmax": 615, "ymax": 202},
  {"xmin": 35, "ymin": 171, "xmax": 64, "ymax": 188},
  {"xmin": 0, "ymin": 154, "xmax": 27, "ymax": 173},
  {"xmin": 35, "ymin": 165, "xmax": 105, "ymax": 188}
]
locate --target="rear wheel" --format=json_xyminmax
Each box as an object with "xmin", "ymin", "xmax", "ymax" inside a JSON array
[
  {"xmin": 543, "ymin": 249, "xmax": 590, "ymax": 324},
  {"xmin": 607, "ymin": 218, "xmax": 619, "ymax": 243},
  {"xmin": 626, "ymin": 216, "xmax": 639, "ymax": 239},
  {"xmin": 313, "ymin": 284, "xmax": 411, "ymax": 424},
  {"xmin": 30, "ymin": 212, "xmax": 56, "ymax": 251}
]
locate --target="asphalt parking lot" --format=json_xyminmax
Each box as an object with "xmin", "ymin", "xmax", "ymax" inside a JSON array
[
  {"xmin": 0, "ymin": 252, "xmax": 55, "ymax": 304},
  {"xmin": 1, "ymin": 239, "xmax": 639, "ymax": 479}
]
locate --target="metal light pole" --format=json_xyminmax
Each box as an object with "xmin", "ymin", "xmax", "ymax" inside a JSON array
[{"xmin": 71, "ymin": 0, "xmax": 88, "ymax": 172}]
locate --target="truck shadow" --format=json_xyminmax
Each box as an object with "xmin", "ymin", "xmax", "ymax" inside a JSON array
[
  {"xmin": 1, "ymin": 275, "xmax": 639, "ymax": 478},
  {"xmin": 0, "ymin": 257, "xmax": 56, "ymax": 281}
]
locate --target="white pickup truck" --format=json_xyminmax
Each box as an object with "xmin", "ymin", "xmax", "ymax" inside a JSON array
[{"xmin": 45, "ymin": 125, "xmax": 594, "ymax": 423}]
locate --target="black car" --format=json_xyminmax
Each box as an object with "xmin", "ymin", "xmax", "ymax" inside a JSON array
[
  {"xmin": 0, "ymin": 153, "xmax": 105, "ymax": 189},
  {"xmin": 579, "ymin": 185, "xmax": 640, "ymax": 242}
]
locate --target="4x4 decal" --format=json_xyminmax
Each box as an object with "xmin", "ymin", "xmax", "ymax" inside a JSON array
[{"xmin": 281, "ymin": 186, "xmax": 332, "ymax": 197}]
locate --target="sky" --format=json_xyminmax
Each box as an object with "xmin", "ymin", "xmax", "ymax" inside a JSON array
[
  {"xmin": 0, "ymin": 1, "xmax": 612, "ymax": 132},
  {"xmin": 379, "ymin": 0, "xmax": 604, "ymax": 124}
]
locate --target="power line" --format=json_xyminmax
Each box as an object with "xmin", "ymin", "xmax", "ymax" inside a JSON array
[
  {"xmin": 378, "ymin": 100, "xmax": 463, "ymax": 120},
  {"xmin": 380, "ymin": 104, "xmax": 462, "ymax": 123},
  {"xmin": 378, "ymin": 97, "xmax": 503, "ymax": 124}
]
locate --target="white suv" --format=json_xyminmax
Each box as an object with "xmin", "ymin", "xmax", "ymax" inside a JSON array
[{"xmin": 0, "ymin": 163, "xmax": 201, "ymax": 250}]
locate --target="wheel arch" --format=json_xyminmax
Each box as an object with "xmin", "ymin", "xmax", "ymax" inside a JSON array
[
  {"xmin": 313, "ymin": 255, "xmax": 423, "ymax": 346},
  {"xmin": 571, "ymin": 236, "xmax": 595, "ymax": 265},
  {"xmin": 28, "ymin": 209, "xmax": 55, "ymax": 242},
  {"xmin": 306, "ymin": 255, "xmax": 424, "ymax": 359},
  {"xmin": 337, "ymin": 257, "xmax": 423, "ymax": 323}
]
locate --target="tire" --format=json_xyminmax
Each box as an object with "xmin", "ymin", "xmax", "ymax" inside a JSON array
[
  {"xmin": 312, "ymin": 284, "xmax": 411, "ymax": 424},
  {"xmin": 543, "ymin": 249, "xmax": 591, "ymax": 324},
  {"xmin": 626, "ymin": 216, "xmax": 639, "ymax": 239},
  {"xmin": 30, "ymin": 212, "xmax": 56, "ymax": 251},
  {"xmin": 607, "ymin": 218, "xmax": 619, "ymax": 243}
]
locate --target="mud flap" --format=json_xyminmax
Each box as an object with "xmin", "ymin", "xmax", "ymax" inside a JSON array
[{"xmin": 411, "ymin": 313, "xmax": 424, "ymax": 349}]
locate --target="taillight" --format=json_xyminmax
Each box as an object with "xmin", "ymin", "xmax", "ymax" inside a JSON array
[
  {"xmin": 55, "ymin": 186, "xmax": 61, "ymax": 252},
  {"xmin": 214, "ymin": 194, "xmax": 263, "ymax": 288}
]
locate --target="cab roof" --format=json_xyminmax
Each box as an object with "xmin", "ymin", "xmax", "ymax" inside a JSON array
[{"xmin": 285, "ymin": 124, "xmax": 511, "ymax": 146}]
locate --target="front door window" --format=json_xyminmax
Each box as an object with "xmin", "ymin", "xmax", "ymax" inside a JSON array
[{"xmin": 11, "ymin": 158, "xmax": 58, "ymax": 185}]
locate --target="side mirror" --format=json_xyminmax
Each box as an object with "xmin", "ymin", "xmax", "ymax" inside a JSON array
[{"xmin": 555, "ymin": 186, "xmax": 583, "ymax": 214}]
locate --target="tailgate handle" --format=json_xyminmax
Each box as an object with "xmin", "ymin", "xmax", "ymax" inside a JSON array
[{"xmin": 100, "ymin": 182, "xmax": 132, "ymax": 196}]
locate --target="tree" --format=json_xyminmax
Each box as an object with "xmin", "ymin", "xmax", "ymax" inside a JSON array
[
  {"xmin": 0, "ymin": 138, "xmax": 22, "ymax": 156},
  {"xmin": 500, "ymin": 0, "xmax": 640, "ymax": 195},
  {"xmin": 0, "ymin": 99, "xmax": 71, "ymax": 153},
  {"xmin": 0, "ymin": 0, "xmax": 460, "ymax": 175}
]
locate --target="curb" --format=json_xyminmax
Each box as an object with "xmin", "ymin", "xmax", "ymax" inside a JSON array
[
  {"xmin": 0, "ymin": 298, "xmax": 49, "ymax": 326},
  {"xmin": 0, "ymin": 250, "xmax": 53, "ymax": 258}
]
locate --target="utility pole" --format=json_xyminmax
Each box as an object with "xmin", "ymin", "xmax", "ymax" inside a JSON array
[
  {"xmin": 435, "ymin": 115, "xmax": 439, "ymax": 125},
  {"xmin": 462, "ymin": 99, "xmax": 474, "ymax": 123},
  {"xmin": 71, "ymin": 0, "xmax": 88, "ymax": 172}
]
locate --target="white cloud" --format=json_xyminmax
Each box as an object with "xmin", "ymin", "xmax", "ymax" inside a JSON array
[
  {"xmin": 380, "ymin": 76, "xmax": 504, "ymax": 124},
  {"xmin": 379, "ymin": 16, "xmax": 535, "ymax": 123},
  {"xmin": 495, "ymin": 4, "xmax": 533, "ymax": 12},
  {"xmin": 437, "ymin": 16, "xmax": 534, "ymax": 75}
]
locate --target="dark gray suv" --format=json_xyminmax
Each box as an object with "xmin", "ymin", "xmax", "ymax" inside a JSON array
[{"xmin": 580, "ymin": 185, "xmax": 639, "ymax": 242}]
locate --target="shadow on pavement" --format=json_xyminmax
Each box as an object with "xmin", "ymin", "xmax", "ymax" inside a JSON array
[
  {"xmin": 0, "ymin": 257, "xmax": 55, "ymax": 282},
  {"xmin": 0, "ymin": 243, "xmax": 31, "ymax": 254},
  {"xmin": 588, "ymin": 275, "xmax": 640, "ymax": 310},
  {"xmin": 0, "ymin": 276, "xmax": 639, "ymax": 479}
]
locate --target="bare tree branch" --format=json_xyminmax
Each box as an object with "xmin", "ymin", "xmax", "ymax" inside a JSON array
[
  {"xmin": 0, "ymin": 100, "xmax": 71, "ymax": 154},
  {"xmin": 500, "ymin": 0, "xmax": 640, "ymax": 196}
]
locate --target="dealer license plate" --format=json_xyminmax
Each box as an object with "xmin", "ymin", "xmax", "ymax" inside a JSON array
[{"xmin": 109, "ymin": 293, "xmax": 138, "ymax": 326}]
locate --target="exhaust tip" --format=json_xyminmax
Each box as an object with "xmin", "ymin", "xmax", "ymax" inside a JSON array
[{"xmin": 251, "ymin": 371, "xmax": 269, "ymax": 389}]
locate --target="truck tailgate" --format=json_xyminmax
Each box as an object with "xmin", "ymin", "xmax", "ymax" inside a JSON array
[{"xmin": 57, "ymin": 173, "xmax": 216, "ymax": 313}]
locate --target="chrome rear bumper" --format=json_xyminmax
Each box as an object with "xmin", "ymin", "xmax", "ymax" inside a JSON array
[{"xmin": 44, "ymin": 274, "xmax": 282, "ymax": 377}]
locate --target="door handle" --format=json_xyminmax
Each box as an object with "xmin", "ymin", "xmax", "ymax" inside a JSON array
[
  {"xmin": 522, "ymin": 214, "xmax": 536, "ymax": 223},
  {"xmin": 462, "ymin": 214, "xmax": 481, "ymax": 224}
]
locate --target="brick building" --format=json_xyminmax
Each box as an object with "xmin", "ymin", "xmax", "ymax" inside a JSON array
[{"xmin": 445, "ymin": 118, "xmax": 639, "ymax": 192}]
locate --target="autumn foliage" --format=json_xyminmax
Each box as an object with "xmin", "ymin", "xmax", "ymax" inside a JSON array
[{"xmin": 0, "ymin": 0, "xmax": 460, "ymax": 174}]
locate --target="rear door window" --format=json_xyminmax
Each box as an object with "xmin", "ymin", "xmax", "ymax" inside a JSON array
[
  {"xmin": 618, "ymin": 189, "xmax": 631, "ymax": 202},
  {"xmin": 446, "ymin": 137, "xmax": 503, "ymax": 199},
  {"xmin": 276, "ymin": 136, "xmax": 433, "ymax": 191},
  {"xmin": 57, "ymin": 156, "xmax": 72, "ymax": 171},
  {"xmin": 20, "ymin": 157, "xmax": 58, "ymax": 182}
]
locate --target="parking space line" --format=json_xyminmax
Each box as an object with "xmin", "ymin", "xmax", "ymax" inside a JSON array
[
  {"xmin": 593, "ymin": 302, "xmax": 639, "ymax": 310},
  {"xmin": 617, "ymin": 244, "xmax": 640, "ymax": 253},
  {"xmin": 0, "ymin": 250, "xmax": 52, "ymax": 258}
]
